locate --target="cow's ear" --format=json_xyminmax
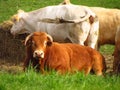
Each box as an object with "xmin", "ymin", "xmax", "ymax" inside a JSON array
[
  {"xmin": 18, "ymin": 9, "xmax": 25, "ymax": 18},
  {"xmin": 47, "ymin": 34, "xmax": 53, "ymax": 46}
]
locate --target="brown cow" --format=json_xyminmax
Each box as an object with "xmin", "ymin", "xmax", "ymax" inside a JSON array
[{"xmin": 24, "ymin": 32, "xmax": 106, "ymax": 75}]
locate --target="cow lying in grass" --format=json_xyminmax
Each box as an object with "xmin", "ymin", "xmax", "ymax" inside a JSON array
[
  {"xmin": 23, "ymin": 32, "xmax": 106, "ymax": 75},
  {"xmin": 10, "ymin": 4, "xmax": 99, "ymax": 49}
]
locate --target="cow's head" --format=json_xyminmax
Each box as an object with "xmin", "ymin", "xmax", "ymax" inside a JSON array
[
  {"xmin": 10, "ymin": 10, "xmax": 27, "ymax": 35},
  {"xmin": 24, "ymin": 32, "xmax": 53, "ymax": 59}
]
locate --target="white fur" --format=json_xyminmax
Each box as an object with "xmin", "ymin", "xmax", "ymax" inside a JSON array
[{"xmin": 10, "ymin": 4, "xmax": 99, "ymax": 49}]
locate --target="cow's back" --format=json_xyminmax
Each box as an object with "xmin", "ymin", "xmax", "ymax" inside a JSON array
[{"xmin": 65, "ymin": 44, "xmax": 93, "ymax": 72}]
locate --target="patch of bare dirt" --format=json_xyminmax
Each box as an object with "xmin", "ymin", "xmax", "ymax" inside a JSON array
[
  {"xmin": 104, "ymin": 54, "xmax": 114, "ymax": 73},
  {"xmin": 0, "ymin": 59, "xmax": 23, "ymax": 74}
]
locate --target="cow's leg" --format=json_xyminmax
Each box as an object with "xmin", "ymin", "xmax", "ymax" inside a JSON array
[
  {"xmin": 23, "ymin": 57, "xmax": 37, "ymax": 71},
  {"xmin": 23, "ymin": 46, "xmax": 35, "ymax": 71},
  {"xmin": 32, "ymin": 58, "xmax": 40, "ymax": 72},
  {"xmin": 39, "ymin": 59, "xmax": 46, "ymax": 74},
  {"xmin": 23, "ymin": 57, "xmax": 31, "ymax": 71},
  {"xmin": 113, "ymin": 27, "xmax": 120, "ymax": 74},
  {"xmin": 113, "ymin": 47, "xmax": 120, "ymax": 74},
  {"xmin": 55, "ymin": 65, "xmax": 71, "ymax": 74},
  {"xmin": 93, "ymin": 64, "xmax": 103, "ymax": 76},
  {"xmin": 79, "ymin": 21, "xmax": 91, "ymax": 45},
  {"xmin": 69, "ymin": 21, "xmax": 90, "ymax": 45},
  {"xmin": 92, "ymin": 53, "xmax": 106, "ymax": 76},
  {"xmin": 87, "ymin": 20, "xmax": 99, "ymax": 49},
  {"xmin": 84, "ymin": 66, "xmax": 92, "ymax": 75}
]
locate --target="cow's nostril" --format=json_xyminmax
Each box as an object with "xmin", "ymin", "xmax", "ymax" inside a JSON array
[
  {"xmin": 40, "ymin": 52, "xmax": 43, "ymax": 56},
  {"xmin": 34, "ymin": 51, "xmax": 39, "ymax": 58},
  {"xmin": 35, "ymin": 52, "xmax": 38, "ymax": 56}
]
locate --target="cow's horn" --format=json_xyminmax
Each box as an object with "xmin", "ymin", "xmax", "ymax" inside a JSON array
[
  {"xmin": 46, "ymin": 34, "xmax": 53, "ymax": 46},
  {"xmin": 24, "ymin": 33, "xmax": 33, "ymax": 46}
]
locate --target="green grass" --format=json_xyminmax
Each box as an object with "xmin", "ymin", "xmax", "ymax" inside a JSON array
[
  {"xmin": 0, "ymin": 70, "xmax": 120, "ymax": 90},
  {"xmin": 0, "ymin": 0, "xmax": 120, "ymax": 23},
  {"xmin": 72, "ymin": 0, "xmax": 120, "ymax": 8},
  {"xmin": 0, "ymin": 0, "xmax": 61, "ymax": 23},
  {"xmin": 100, "ymin": 45, "xmax": 114, "ymax": 55}
]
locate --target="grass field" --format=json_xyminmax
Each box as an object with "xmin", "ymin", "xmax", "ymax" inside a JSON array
[
  {"xmin": 0, "ymin": 70, "xmax": 120, "ymax": 90},
  {"xmin": 0, "ymin": 0, "xmax": 120, "ymax": 23},
  {"xmin": 0, "ymin": 0, "xmax": 120, "ymax": 90}
]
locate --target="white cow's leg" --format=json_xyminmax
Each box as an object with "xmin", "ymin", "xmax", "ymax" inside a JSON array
[
  {"xmin": 87, "ymin": 21, "xmax": 99, "ymax": 49},
  {"xmin": 68, "ymin": 21, "xmax": 90, "ymax": 46},
  {"xmin": 77, "ymin": 21, "xmax": 91, "ymax": 45}
]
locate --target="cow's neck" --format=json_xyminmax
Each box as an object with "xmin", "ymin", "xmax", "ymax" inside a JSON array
[{"xmin": 22, "ymin": 15, "xmax": 38, "ymax": 32}]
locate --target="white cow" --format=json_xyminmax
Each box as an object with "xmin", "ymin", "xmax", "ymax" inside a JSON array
[{"xmin": 10, "ymin": 4, "xmax": 99, "ymax": 49}]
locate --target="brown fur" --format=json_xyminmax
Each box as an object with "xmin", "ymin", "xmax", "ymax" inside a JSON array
[
  {"xmin": 23, "ymin": 43, "xmax": 40, "ymax": 71},
  {"xmin": 24, "ymin": 32, "xmax": 106, "ymax": 75}
]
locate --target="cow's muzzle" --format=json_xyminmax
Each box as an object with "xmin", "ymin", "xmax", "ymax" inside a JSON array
[{"xmin": 33, "ymin": 50, "xmax": 44, "ymax": 59}]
